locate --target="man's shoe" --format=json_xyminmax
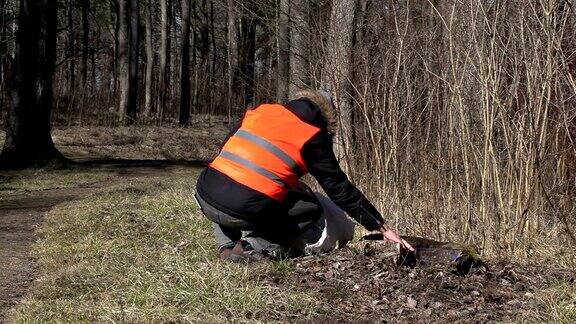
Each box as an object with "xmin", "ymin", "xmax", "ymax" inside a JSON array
[
  {"xmin": 219, "ymin": 241, "xmax": 267, "ymax": 264},
  {"xmin": 227, "ymin": 250, "xmax": 267, "ymax": 264},
  {"xmin": 219, "ymin": 241, "xmax": 237, "ymax": 261}
]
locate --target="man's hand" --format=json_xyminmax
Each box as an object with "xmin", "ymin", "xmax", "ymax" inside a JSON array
[{"xmin": 380, "ymin": 225, "xmax": 415, "ymax": 251}]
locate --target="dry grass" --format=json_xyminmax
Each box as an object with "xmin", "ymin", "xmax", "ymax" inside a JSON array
[
  {"xmin": 325, "ymin": 0, "xmax": 576, "ymax": 262},
  {"xmin": 0, "ymin": 167, "xmax": 571, "ymax": 322},
  {"xmin": 8, "ymin": 168, "xmax": 321, "ymax": 322},
  {"xmin": 0, "ymin": 115, "xmax": 230, "ymax": 162},
  {"xmin": 531, "ymin": 281, "xmax": 576, "ymax": 323}
]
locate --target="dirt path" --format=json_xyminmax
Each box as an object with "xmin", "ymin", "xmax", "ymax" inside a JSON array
[
  {"xmin": 0, "ymin": 186, "xmax": 99, "ymax": 322},
  {"xmin": 0, "ymin": 162, "xmax": 201, "ymax": 323}
]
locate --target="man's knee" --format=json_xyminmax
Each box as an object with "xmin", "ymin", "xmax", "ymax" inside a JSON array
[{"xmin": 289, "ymin": 200, "xmax": 322, "ymax": 223}]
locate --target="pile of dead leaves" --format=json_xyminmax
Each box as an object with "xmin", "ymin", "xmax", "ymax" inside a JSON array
[{"xmin": 269, "ymin": 242, "xmax": 575, "ymax": 322}]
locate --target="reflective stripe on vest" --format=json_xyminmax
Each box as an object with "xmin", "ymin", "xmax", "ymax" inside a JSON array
[
  {"xmin": 218, "ymin": 150, "xmax": 287, "ymax": 187},
  {"xmin": 209, "ymin": 104, "xmax": 321, "ymax": 201},
  {"xmin": 233, "ymin": 129, "xmax": 303, "ymax": 177}
]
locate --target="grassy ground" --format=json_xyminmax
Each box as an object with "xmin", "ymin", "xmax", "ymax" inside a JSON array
[
  {"xmin": 2, "ymin": 167, "xmax": 573, "ymax": 322},
  {"xmin": 0, "ymin": 169, "xmax": 112, "ymax": 193},
  {"xmin": 531, "ymin": 281, "xmax": 576, "ymax": 322},
  {"xmin": 1, "ymin": 124, "xmax": 574, "ymax": 322},
  {"xmin": 0, "ymin": 117, "xmax": 229, "ymax": 162},
  {"xmin": 7, "ymin": 167, "xmax": 321, "ymax": 322}
]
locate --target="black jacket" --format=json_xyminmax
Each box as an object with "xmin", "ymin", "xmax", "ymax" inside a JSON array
[{"xmin": 196, "ymin": 99, "xmax": 385, "ymax": 231}]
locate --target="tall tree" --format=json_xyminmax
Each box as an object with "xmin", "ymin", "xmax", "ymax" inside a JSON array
[
  {"xmin": 81, "ymin": 0, "xmax": 89, "ymax": 86},
  {"xmin": 288, "ymin": 0, "xmax": 309, "ymax": 97},
  {"xmin": 112, "ymin": 0, "xmax": 119, "ymax": 99},
  {"xmin": 323, "ymin": 0, "xmax": 356, "ymax": 171},
  {"xmin": 276, "ymin": 0, "xmax": 289, "ymax": 101},
  {"xmin": 226, "ymin": 0, "xmax": 238, "ymax": 116},
  {"xmin": 239, "ymin": 13, "xmax": 256, "ymax": 107},
  {"xmin": 67, "ymin": 0, "xmax": 75, "ymax": 94},
  {"xmin": 117, "ymin": 0, "xmax": 130, "ymax": 123},
  {"xmin": 157, "ymin": 0, "xmax": 170, "ymax": 119},
  {"xmin": 143, "ymin": 0, "xmax": 154, "ymax": 118},
  {"xmin": 117, "ymin": 0, "xmax": 139, "ymax": 123},
  {"xmin": 179, "ymin": 0, "xmax": 192, "ymax": 126},
  {"xmin": 0, "ymin": 0, "xmax": 8, "ymax": 112},
  {"xmin": 127, "ymin": 0, "xmax": 139, "ymax": 121},
  {"xmin": 0, "ymin": 0, "xmax": 64, "ymax": 167}
]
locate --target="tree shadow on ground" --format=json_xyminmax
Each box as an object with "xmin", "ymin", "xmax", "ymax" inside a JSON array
[{"xmin": 71, "ymin": 158, "xmax": 209, "ymax": 170}]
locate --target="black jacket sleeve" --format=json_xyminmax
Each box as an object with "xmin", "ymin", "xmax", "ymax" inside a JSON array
[{"xmin": 302, "ymin": 131, "xmax": 385, "ymax": 231}]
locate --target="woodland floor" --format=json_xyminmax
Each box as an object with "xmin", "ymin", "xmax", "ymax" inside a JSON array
[
  {"xmin": 0, "ymin": 125, "xmax": 575, "ymax": 322},
  {"xmin": 0, "ymin": 163, "xmax": 195, "ymax": 322},
  {"xmin": 0, "ymin": 185, "xmax": 96, "ymax": 320}
]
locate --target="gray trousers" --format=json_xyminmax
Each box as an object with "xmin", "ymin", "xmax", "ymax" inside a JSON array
[{"xmin": 195, "ymin": 190, "xmax": 322, "ymax": 256}]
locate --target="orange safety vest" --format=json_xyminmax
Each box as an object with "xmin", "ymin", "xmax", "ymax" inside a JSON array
[{"xmin": 209, "ymin": 104, "xmax": 321, "ymax": 201}]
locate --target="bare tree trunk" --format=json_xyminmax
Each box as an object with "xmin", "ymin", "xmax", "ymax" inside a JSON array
[
  {"xmin": 240, "ymin": 14, "xmax": 256, "ymax": 107},
  {"xmin": 112, "ymin": 0, "xmax": 119, "ymax": 101},
  {"xmin": 81, "ymin": 0, "xmax": 89, "ymax": 86},
  {"xmin": 108, "ymin": 0, "xmax": 117, "ymax": 108},
  {"xmin": 324, "ymin": 0, "xmax": 356, "ymax": 171},
  {"xmin": 127, "ymin": 0, "xmax": 139, "ymax": 122},
  {"xmin": 179, "ymin": 0, "xmax": 191, "ymax": 126},
  {"xmin": 10, "ymin": 0, "xmax": 16, "ymax": 59},
  {"xmin": 143, "ymin": 0, "xmax": 154, "ymax": 118},
  {"xmin": 209, "ymin": 0, "xmax": 216, "ymax": 114},
  {"xmin": 157, "ymin": 0, "xmax": 168, "ymax": 120},
  {"xmin": 289, "ymin": 0, "xmax": 309, "ymax": 97},
  {"xmin": 0, "ymin": 0, "xmax": 64, "ymax": 167},
  {"xmin": 117, "ymin": 0, "xmax": 130, "ymax": 123},
  {"xmin": 67, "ymin": 0, "xmax": 75, "ymax": 94},
  {"xmin": 0, "ymin": 0, "xmax": 9, "ymax": 114},
  {"xmin": 276, "ymin": 0, "xmax": 289, "ymax": 101},
  {"xmin": 197, "ymin": 0, "xmax": 210, "ymax": 115},
  {"xmin": 351, "ymin": 0, "xmax": 367, "ymax": 144},
  {"xmin": 170, "ymin": 0, "xmax": 177, "ymax": 114},
  {"xmin": 226, "ymin": 0, "xmax": 238, "ymax": 118}
]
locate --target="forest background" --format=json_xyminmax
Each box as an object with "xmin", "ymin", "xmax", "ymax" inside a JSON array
[{"xmin": 1, "ymin": 0, "xmax": 576, "ymax": 261}]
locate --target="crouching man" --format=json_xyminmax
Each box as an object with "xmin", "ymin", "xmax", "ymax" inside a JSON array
[{"xmin": 195, "ymin": 90, "xmax": 413, "ymax": 262}]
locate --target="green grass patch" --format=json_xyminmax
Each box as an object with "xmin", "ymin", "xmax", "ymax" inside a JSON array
[
  {"xmin": 0, "ymin": 169, "xmax": 112, "ymax": 193},
  {"xmin": 10, "ymin": 170, "xmax": 320, "ymax": 322}
]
